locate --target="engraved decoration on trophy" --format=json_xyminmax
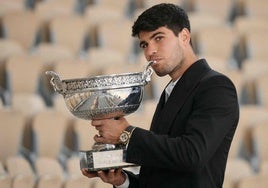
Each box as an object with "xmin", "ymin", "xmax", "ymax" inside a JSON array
[{"xmin": 46, "ymin": 61, "xmax": 154, "ymax": 171}]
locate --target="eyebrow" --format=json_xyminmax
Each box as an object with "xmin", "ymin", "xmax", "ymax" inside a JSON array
[{"xmin": 139, "ymin": 31, "xmax": 165, "ymax": 47}]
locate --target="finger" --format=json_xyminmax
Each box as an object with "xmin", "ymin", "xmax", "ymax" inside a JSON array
[
  {"xmin": 94, "ymin": 134, "xmax": 105, "ymax": 143},
  {"xmin": 115, "ymin": 168, "xmax": 123, "ymax": 176},
  {"xmin": 81, "ymin": 169, "xmax": 98, "ymax": 178},
  {"xmin": 98, "ymin": 169, "xmax": 116, "ymax": 182},
  {"xmin": 108, "ymin": 169, "xmax": 115, "ymax": 174},
  {"xmin": 98, "ymin": 130, "xmax": 103, "ymax": 137},
  {"xmin": 114, "ymin": 169, "xmax": 126, "ymax": 184},
  {"xmin": 97, "ymin": 171, "xmax": 108, "ymax": 182},
  {"xmin": 117, "ymin": 116, "xmax": 125, "ymax": 121},
  {"xmin": 81, "ymin": 169, "xmax": 87, "ymax": 176},
  {"xmin": 95, "ymin": 127, "xmax": 101, "ymax": 131},
  {"xmin": 91, "ymin": 120, "xmax": 102, "ymax": 127}
]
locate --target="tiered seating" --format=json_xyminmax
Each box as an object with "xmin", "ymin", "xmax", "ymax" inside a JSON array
[
  {"xmin": 0, "ymin": 110, "xmax": 28, "ymax": 164},
  {"xmin": 94, "ymin": 0, "xmax": 132, "ymax": 16},
  {"xmin": 188, "ymin": 12, "xmax": 227, "ymax": 53},
  {"xmin": 192, "ymin": 0, "xmax": 235, "ymax": 22},
  {"xmin": 245, "ymin": 30, "xmax": 268, "ymax": 60},
  {"xmin": 72, "ymin": 118, "xmax": 97, "ymax": 152},
  {"xmin": 0, "ymin": 160, "xmax": 12, "ymax": 188},
  {"xmin": 0, "ymin": 0, "xmax": 268, "ymax": 187},
  {"xmin": 84, "ymin": 4, "xmax": 124, "ymax": 47},
  {"xmin": 224, "ymin": 158, "xmax": 254, "ymax": 188},
  {"xmin": 35, "ymin": 0, "xmax": 79, "ymax": 22},
  {"xmin": 237, "ymin": 106, "xmax": 268, "ymax": 160},
  {"xmin": 85, "ymin": 47, "xmax": 126, "ymax": 74},
  {"xmin": 65, "ymin": 156, "xmax": 92, "ymax": 188},
  {"xmin": 35, "ymin": 157, "xmax": 65, "ymax": 188},
  {"xmin": 233, "ymin": 16, "xmax": 268, "ymax": 65},
  {"xmin": 243, "ymin": 0, "xmax": 268, "ymax": 18},
  {"xmin": 5, "ymin": 54, "xmax": 47, "ymax": 115},
  {"xmin": 97, "ymin": 18, "xmax": 135, "ymax": 61},
  {"xmin": 31, "ymin": 109, "xmax": 72, "ymax": 163},
  {"xmin": 196, "ymin": 25, "xmax": 238, "ymax": 68},
  {"xmin": 2, "ymin": 9, "xmax": 42, "ymax": 50},
  {"xmin": 31, "ymin": 43, "xmax": 76, "ymax": 65},
  {"xmin": 0, "ymin": 39, "xmax": 26, "ymax": 105},
  {"xmin": 251, "ymin": 119, "xmax": 268, "ymax": 171},
  {"xmin": 0, "ymin": 39, "xmax": 25, "ymax": 63},
  {"xmin": 237, "ymin": 174, "xmax": 268, "ymax": 188},
  {"xmin": 48, "ymin": 14, "xmax": 89, "ymax": 57},
  {"xmin": 0, "ymin": 0, "xmax": 25, "ymax": 17},
  {"xmin": 6, "ymin": 156, "xmax": 35, "ymax": 188},
  {"xmin": 143, "ymin": 0, "xmax": 184, "ymax": 9}
]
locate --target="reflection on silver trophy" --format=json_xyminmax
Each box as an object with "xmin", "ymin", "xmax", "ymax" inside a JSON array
[{"xmin": 46, "ymin": 61, "xmax": 154, "ymax": 171}]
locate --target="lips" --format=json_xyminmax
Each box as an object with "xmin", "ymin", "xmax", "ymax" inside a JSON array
[
  {"xmin": 150, "ymin": 60, "xmax": 160, "ymax": 70},
  {"xmin": 150, "ymin": 58, "xmax": 161, "ymax": 63},
  {"xmin": 152, "ymin": 58, "xmax": 162, "ymax": 65}
]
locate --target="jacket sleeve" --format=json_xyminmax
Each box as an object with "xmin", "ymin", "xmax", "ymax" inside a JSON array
[{"xmin": 124, "ymin": 170, "xmax": 139, "ymax": 188}]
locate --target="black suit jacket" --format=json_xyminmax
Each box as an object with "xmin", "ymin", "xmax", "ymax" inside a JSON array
[{"xmin": 125, "ymin": 59, "xmax": 239, "ymax": 188}]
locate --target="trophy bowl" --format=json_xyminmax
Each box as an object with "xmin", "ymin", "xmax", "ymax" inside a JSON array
[
  {"xmin": 46, "ymin": 62, "xmax": 154, "ymax": 120},
  {"xmin": 45, "ymin": 61, "xmax": 154, "ymax": 171}
]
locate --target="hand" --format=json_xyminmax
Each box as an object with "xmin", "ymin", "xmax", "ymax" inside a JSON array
[
  {"xmin": 81, "ymin": 168, "xmax": 126, "ymax": 186},
  {"xmin": 91, "ymin": 116, "xmax": 129, "ymax": 144}
]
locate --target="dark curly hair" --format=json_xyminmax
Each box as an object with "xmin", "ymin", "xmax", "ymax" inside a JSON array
[{"xmin": 132, "ymin": 3, "xmax": 191, "ymax": 37}]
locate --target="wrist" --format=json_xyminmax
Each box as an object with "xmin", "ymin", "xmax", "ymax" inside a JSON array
[
  {"xmin": 119, "ymin": 126, "xmax": 136, "ymax": 145},
  {"xmin": 114, "ymin": 171, "xmax": 127, "ymax": 187}
]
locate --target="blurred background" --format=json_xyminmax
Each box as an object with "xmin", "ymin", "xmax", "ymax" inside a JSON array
[{"xmin": 0, "ymin": 0, "xmax": 268, "ymax": 187}]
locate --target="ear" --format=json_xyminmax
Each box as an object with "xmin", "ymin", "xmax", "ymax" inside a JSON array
[{"xmin": 180, "ymin": 28, "xmax": 191, "ymax": 44}]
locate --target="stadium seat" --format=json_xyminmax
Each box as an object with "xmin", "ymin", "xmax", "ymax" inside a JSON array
[
  {"xmin": 251, "ymin": 119, "xmax": 268, "ymax": 171},
  {"xmin": 224, "ymin": 158, "xmax": 254, "ymax": 188},
  {"xmin": 237, "ymin": 174, "xmax": 268, "ymax": 188},
  {"xmin": 31, "ymin": 110, "xmax": 72, "ymax": 164},
  {"xmin": 65, "ymin": 156, "xmax": 92, "ymax": 188},
  {"xmin": 0, "ymin": 110, "xmax": 28, "ymax": 164},
  {"xmin": 49, "ymin": 15, "xmax": 89, "ymax": 56},
  {"xmin": 0, "ymin": 160, "xmax": 12, "ymax": 188},
  {"xmin": 35, "ymin": 157, "xmax": 64, "ymax": 188},
  {"xmin": 97, "ymin": 18, "xmax": 134, "ymax": 61},
  {"xmin": 6, "ymin": 156, "xmax": 35, "ymax": 188},
  {"xmin": 2, "ymin": 9, "xmax": 42, "ymax": 50}
]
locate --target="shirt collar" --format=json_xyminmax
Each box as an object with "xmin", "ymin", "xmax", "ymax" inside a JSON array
[{"xmin": 165, "ymin": 78, "xmax": 180, "ymax": 100}]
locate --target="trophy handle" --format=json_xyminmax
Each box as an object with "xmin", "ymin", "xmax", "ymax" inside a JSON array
[
  {"xmin": 45, "ymin": 71, "xmax": 66, "ymax": 95},
  {"xmin": 142, "ymin": 61, "xmax": 154, "ymax": 84}
]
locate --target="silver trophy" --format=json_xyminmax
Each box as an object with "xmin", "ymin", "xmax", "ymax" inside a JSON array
[{"xmin": 46, "ymin": 61, "xmax": 154, "ymax": 171}]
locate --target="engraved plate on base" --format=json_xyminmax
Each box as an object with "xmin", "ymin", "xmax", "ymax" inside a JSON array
[{"xmin": 79, "ymin": 149, "xmax": 135, "ymax": 171}]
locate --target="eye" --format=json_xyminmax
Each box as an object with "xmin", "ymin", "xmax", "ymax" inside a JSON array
[
  {"xmin": 155, "ymin": 36, "xmax": 163, "ymax": 42},
  {"xmin": 140, "ymin": 43, "xmax": 148, "ymax": 49}
]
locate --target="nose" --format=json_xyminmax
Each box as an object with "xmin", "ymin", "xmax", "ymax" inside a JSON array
[{"xmin": 145, "ymin": 45, "xmax": 157, "ymax": 60}]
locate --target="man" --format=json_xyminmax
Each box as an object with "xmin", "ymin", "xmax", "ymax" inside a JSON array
[{"xmin": 82, "ymin": 3, "xmax": 239, "ymax": 188}]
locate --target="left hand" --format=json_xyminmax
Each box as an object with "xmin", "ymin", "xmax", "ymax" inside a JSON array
[{"xmin": 91, "ymin": 116, "xmax": 129, "ymax": 144}]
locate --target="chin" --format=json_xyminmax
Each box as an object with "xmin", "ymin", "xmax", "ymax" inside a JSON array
[{"xmin": 155, "ymin": 71, "xmax": 168, "ymax": 77}]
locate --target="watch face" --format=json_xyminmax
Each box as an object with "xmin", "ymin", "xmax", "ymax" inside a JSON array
[{"xmin": 120, "ymin": 132, "xmax": 129, "ymax": 143}]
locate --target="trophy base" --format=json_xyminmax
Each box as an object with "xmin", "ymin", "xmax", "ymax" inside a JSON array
[{"xmin": 79, "ymin": 146, "xmax": 136, "ymax": 172}]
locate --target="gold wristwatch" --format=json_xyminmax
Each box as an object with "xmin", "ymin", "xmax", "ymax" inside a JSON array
[{"xmin": 119, "ymin": 126, "xmax": 136, "ymax": 145}]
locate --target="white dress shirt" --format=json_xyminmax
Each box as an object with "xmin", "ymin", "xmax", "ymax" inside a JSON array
[{"xmin": 165, "ymin": 80, "xmax": 177, "ymax": 102}]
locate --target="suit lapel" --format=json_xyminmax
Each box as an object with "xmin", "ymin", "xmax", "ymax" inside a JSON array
[
  {"xmin": 150, "ymin": 59, "xmax": 211, "ymax": 134},
  {"xmin": 150, "ymin": 89, "xmax": 166, "ymax": 132}
]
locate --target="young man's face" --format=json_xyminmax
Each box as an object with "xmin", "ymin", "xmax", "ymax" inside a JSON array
[{"xmin": 138, "ymin": 26, "xmax": 186, "ymax": 78}]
